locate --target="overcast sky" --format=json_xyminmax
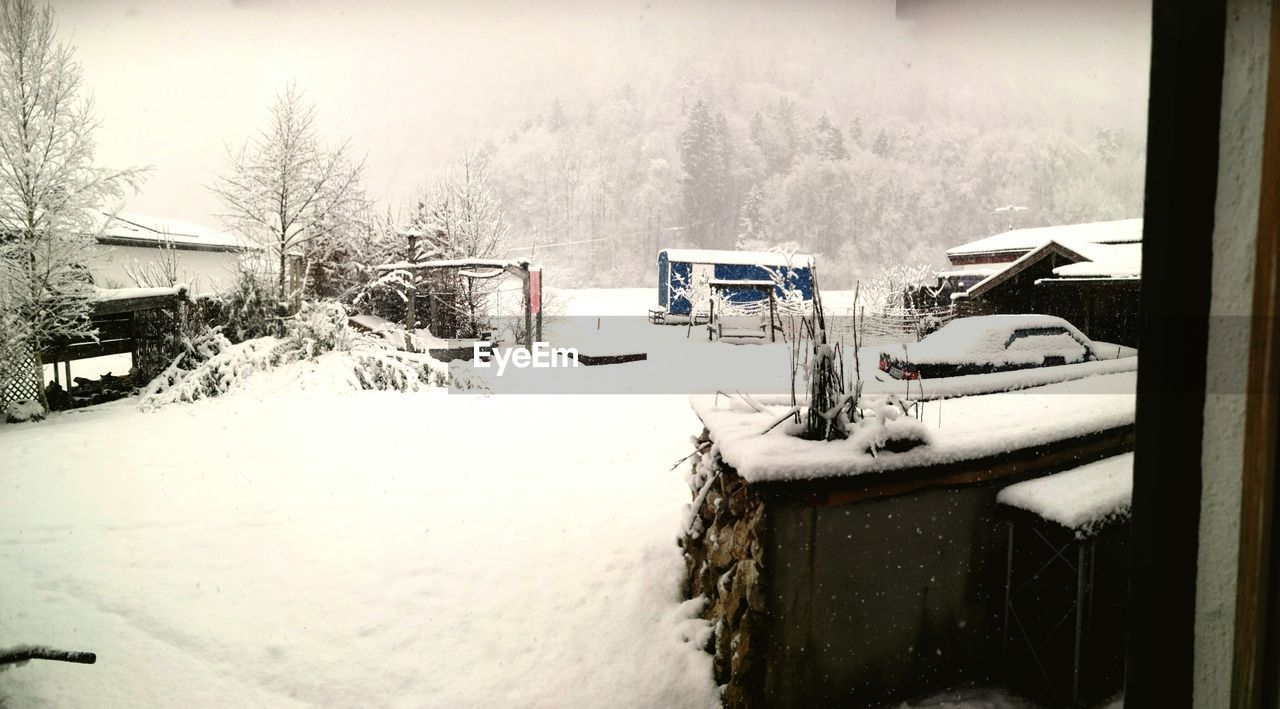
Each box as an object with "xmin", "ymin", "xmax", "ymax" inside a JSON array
[{"xmin": 53, "ymin": 0, "xmax": 1151, "ymax": 229}]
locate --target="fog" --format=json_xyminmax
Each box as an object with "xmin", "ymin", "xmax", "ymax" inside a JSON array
[{"xmin": 54, "ymin": 0, "xmax": 1151, "ymax": 285}]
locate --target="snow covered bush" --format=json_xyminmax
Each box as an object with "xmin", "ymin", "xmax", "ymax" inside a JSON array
[
  {"xmin": 348, "ymin": 267, "xmax": 414, "ymax": 325},
  {"xmin": 210, "ymin": 268, "xmax": 287, "ymax": 344},
  {"xmin": 284, "ymin": 300, "xmax": 356, "ymax": 356},
  {"xmin": 141, "ymin": 301, "xmax": 467, "ymax": 409},
  {"xmin": 4, "ymin": 399, "xmax": 45, "ymax": 423}
]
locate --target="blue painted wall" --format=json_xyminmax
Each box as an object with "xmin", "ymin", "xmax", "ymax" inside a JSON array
[{"xmin": 658, "ymin": 251, "xmax": 813, "ymax": 315}]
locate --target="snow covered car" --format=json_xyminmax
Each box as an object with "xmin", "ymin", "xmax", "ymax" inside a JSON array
[{"xmin": 877, "ymin": 314, "xmax": 1112, "ymax": 380}]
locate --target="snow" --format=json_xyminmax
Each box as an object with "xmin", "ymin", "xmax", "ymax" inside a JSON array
[
  {"xmin": 42, "ymin": 353, "xmax": 133, "ymax": 384},
  {"xmin": 891, "ymin": 314, "xmax": 1095, "ymax": 366},
  {"xmin": 870, "ymin": 356, "xmax": 1138, "ymax": 400},
  {"xmin": 692, "ymin": 370, "xmax": 1136, "ymax": 483},
  {"xmin": 347, "ymin": 313, "xmax": 396, "ymax": 332},
  {"xmin": 660, "ymin": 248, "xmax": 814, "ymax": 268},
  {"xmin": 96, "ymin": 212, "xmax": 245, "ymax": 251},
  {"xmin": 0, "ymin": 382, "xmax": 719, "ymax": 708},
  {"xmin": 4, "ymin": 398, "xmax": 45, "ymax": 422},
  {"xmin": 946, "ymin": 218, "xmax": 1142, "ymax": 258},
  {"xmin": 90, "ymin": 284, "xmax": 187, "ymax": 302},
  {"xmin": 997, "ymin": 453, "xmax": 1133, "ymax": 536},
  {"xmin": 0, "ymin": 288, "xmax": 1139, "ymax": 706},
  {"xmin": 936, "ymin": 266, "xmax": 1002, "ymax": 278},
  {"xmin": 1090, "ymin": 341, "xmax": 1139, "ymax": 360},
  {"xmin": 375, "ymin": 257, "xmax": 532, "ymax": 272},
  {"xmin": 1051, "ymin": 242, "xmax": 1142, "ymax": 279}
]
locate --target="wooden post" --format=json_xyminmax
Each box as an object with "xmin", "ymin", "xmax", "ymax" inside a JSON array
[
  {"xmin": 707, "ymin": 295, "xmax": 715, "ymax": 341},
  {"xmin": 769, "ymin": 288, "xmax": 777, "ymax": 342},
  {"xmin": 428, "ymin": 280, "xmax": 439, "ymax": 335},
  {"xmin": 523, "ymin": 266, "xmax": 533, "ymax": 351},
  {"xmin": 64, "ymin": 360, "xmax": 71, "ymax": 388},
  {"xmin": 404, "ymin": 282, "xmax": 417, "ymax": 352},
  {"xmin": 286, "ymin": 254, "xmax": 303, "ymax": 315}
]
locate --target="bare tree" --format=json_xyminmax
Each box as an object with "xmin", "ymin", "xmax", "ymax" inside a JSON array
[
  {"xmin": 211, "ymin": 84, "xmax": 366, "ymax": 301},
  {"xmin": 122, "ymin": 229, "xmax": 196, "ymax": 291},
  {"xmin": 0, "ymin": 0, "xmax": 143, "ymax": 411}
]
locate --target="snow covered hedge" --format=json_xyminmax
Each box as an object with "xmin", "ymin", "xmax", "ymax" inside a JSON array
[{"xmin": 141, "ymin": 301, "xmax": 471, "ymax": 408}]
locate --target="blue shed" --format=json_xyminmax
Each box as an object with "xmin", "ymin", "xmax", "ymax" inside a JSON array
[{"xmin": 657, "ymin": 249, "xmax": 815, "ymax": 316}]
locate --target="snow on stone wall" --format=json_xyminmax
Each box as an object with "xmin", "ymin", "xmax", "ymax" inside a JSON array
[{"xmin": 679, "ymin": 432, "xmax": 768, "ymax": 708}]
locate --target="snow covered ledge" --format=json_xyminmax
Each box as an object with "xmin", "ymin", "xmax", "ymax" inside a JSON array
[
  {"xmin": 679, "ymin": 371, "xmax": 1137, "ymax": 708},
  {"xmin": 691, "ymin": 371, "xmax": 1136, "ymax": 483}
]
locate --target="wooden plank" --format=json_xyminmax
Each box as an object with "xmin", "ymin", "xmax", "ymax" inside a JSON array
[
  {"xmin": 91, "ymin": 317, "xmax": 133, "ymax": 341},
  {"xmin": 571, "ymin": 352, "xmax": 647, "ymax": 366},
  {"xmin": 1233, "ymin": 2, "xmax": 1280, "ymax": 705},
  {"xmin": 90, "ymin": 294, "xmax": 178, "ymax": 317},
  {"xmin": 42, "ymin": 338, "xmax": 134, "ymax": 363},
  {"xmin": 44, "ymin": 318, "xmax": 133, "ymax": 351}
]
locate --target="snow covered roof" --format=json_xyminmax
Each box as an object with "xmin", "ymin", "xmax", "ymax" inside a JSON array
[
  {"xmin": 1050, "ymin": 242, "xmax": 1142, "ymax": 279},
  {"xmin": 997, "ymin": 453, "xmax": 1133, "ymax": 535},
  {"xmin": 961, "ymin": 240, "xmax": 1090, "ymax": 299},
  {"xmin": 95, "ymin": 212, "xmax": 248, "ymax": 252},
  {"xmin": 947, "ymin": 218, "xmax": 1142, "ymax": 259},
  {"xmin": 936, "ymin": 266, "xmax": 1002, "ymax": 279},
  {"xmin": 661, "ymin": 249, "xmax": 814, "ymax": 268}
]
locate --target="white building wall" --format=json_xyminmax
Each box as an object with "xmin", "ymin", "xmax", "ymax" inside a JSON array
[{"xmin": 87, "ymin": 243, "xmax": 247, "ymax": 296}]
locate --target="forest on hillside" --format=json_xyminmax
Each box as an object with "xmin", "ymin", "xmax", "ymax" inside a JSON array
[{"xmin": 469, "ymin": 46, "xmax": 1146, "ymax": 290}]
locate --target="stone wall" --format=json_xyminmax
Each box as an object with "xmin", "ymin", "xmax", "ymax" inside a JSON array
[{"xmin": 679, "ymin": 428, "xmax": 768, "ymax": 708}]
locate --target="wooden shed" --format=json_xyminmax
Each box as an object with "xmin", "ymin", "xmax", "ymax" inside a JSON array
[
  {"xmin": 656, "ymin": 249, "xmax": 814, "ymax": 318},
  {"xmin": 944, "ymin": 223, "xmax": 1142, "ymax": 347}
]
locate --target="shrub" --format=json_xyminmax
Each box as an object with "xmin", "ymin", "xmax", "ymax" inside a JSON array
[{"xmin": 140, "ymin": 300, "xmax": 469, "ymax": 409}]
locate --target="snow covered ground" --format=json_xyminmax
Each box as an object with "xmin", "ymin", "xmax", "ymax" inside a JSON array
[
  {"xmin": 3, "ymin": 288, "xmax": 1135, "ymax": 707},
  {"xmin": 0, "ymin": 380, "xmax": 718, "ymax": 707}
]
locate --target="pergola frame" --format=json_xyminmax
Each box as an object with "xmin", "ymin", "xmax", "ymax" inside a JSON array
[{"xmin": 375, "ymin": 258, "xmax": 542, "ymax": 350}]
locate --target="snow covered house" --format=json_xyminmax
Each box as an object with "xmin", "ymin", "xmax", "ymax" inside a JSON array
[
  {"xmin": 942, "ymin": 219, "xmax": 1142, "ymax": 346},
  {"xmin": 87, "ymin": 213, "xmax": 254, "ymax": 295},
  {"xmin": 656, "ymin": 248, "xmax": 814, "ymax": 318}
]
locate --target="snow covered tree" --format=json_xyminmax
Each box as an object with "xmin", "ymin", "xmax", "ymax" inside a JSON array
[
  {"xmin": 814, "ymin": 115, "xmax": 848, "ymax": 161},
  {"xmin": 212, "ymin": 84, "xmax": 366, "ymax": 302},
  {"xmin": 0, "ymin": 0, "xmax": 143, "ymax": 411},
  {"xmin": 735, "ymin": 184, "xmax": 768, "ymax": 251},
  {"xmin": 410, "ymin": 149, "xmax": 512, "ymax": 337},
  {"xmin": 680, "ymin": 99, "xmax": 733, "ymax": 247}
]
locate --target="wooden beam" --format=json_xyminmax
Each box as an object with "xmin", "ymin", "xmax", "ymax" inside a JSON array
[
  {"xmin": 1126, "ymin": 0, "xmax": 1226, "ymax": 704},
  {"xmin": 1233, "ymin": 2, "xmax": 1280, "ymax": 705},
  {"xmin": 90, "ymin": 294, "xmax": 179, "ymax": 317},
  {"xmin": 41, "ymin": 338, "xmax": 134, "ymax": 363}
]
